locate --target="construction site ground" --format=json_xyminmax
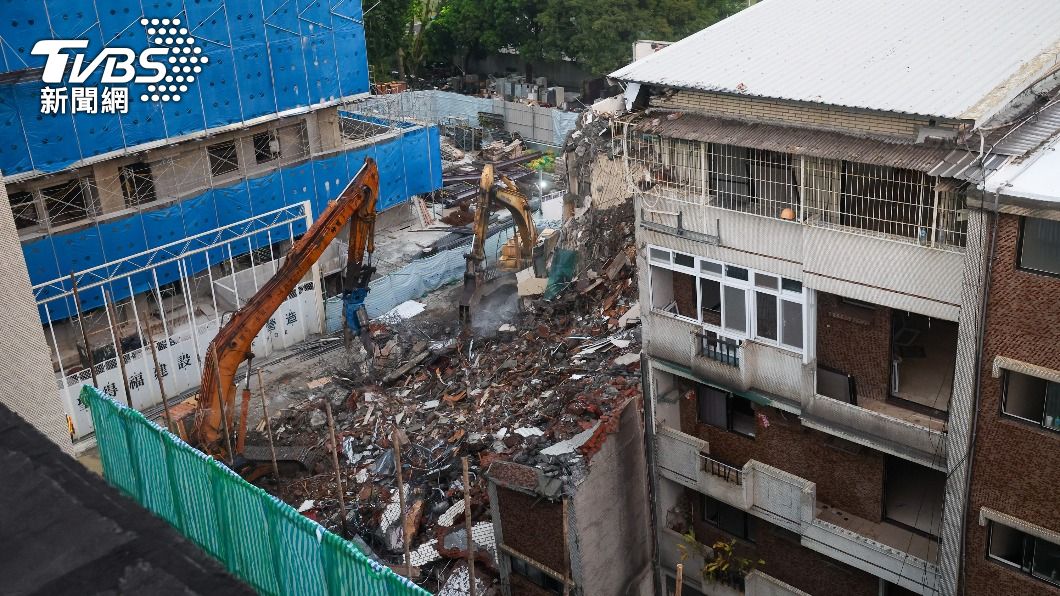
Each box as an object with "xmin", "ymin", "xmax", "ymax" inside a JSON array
[{"xmin": 237, "ymin": 194, "xmax": 638, "ymax": 594}]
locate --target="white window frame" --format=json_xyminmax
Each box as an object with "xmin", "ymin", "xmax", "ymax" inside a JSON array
[{"xmin": 647, "ymin": 244, "xmax": 809, "ymax": 356}]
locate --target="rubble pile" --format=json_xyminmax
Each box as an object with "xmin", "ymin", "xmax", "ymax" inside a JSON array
[{"xmin": 247, "ymin": 190, "xmax": 639, "ymax": 593}]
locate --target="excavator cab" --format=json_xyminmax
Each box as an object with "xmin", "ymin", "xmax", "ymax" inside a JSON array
[{"xmin": 459, "ymin": 164, "xmax": 538, "ymax": 324}]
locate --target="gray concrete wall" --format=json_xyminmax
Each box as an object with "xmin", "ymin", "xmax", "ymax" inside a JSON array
[
  {"xmin": 572, "ymin": 398, "xmax": 654, "ymax": 596},
  {"xmin": 0, "ymin": 179, "xmax": 73, "ymax": 453}
]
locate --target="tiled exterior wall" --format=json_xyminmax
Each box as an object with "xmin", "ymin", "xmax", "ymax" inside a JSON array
[
  {"xmin": 0, "ymin": 182, "xmax": 72, "ymax": 452},
  {"xmin": 965, "ymin": 213, "xmax": 1060, "ymax": 596},
  {"xmin": 678, "ymin": 393, "xmax": 886, "ymax": 522},
  {"xmin": 652, "ymin": 90, "xmax": 958, "ymax": 139},
  {"xmin": 686, "ymin": 489, "xmax": 879, "ymax": 596},
  {"xmin": 816, "ymin": 292, "xmax": 893, "ymax": 403}
]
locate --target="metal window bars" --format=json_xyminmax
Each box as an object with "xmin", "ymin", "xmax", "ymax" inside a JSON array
[
  {"xmin": 803, "ymin": 160, "xmax": 966, "ymax": 249},
  {"xmin": 624, "ymin": 128, "xmax": 967, "ymax": 251}
]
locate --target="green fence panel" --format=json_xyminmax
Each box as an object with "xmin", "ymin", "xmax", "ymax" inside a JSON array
[
  {"xmin": 83, "ymin": 386, "xmax": 429, "ymax": 596},
  {"xmin": 544, "ymin": 248, "xmax": 578, "ymax": 300},
  {"xmin": 163, "ymin": 430, "xmax": 225, "ymax": 557}
]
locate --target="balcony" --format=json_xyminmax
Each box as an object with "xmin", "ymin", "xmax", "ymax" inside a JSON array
[
  {"xmin": 655, "ymin": 425, "xmax": 748, "ymax": 509},
  {"xmin": 653, "ymin": 430, "xmax": 942, "ymax": 595},
  {"xmin": 644, "ymin": 310, "xmax": 811, "ymax": 407},
  {"xmin": 802, "ymin": 393, "xmax": 947, "ymax": 471},
  {"xmin": 744, "ymin": 571, "xmax": 811, "ymax": 596}
]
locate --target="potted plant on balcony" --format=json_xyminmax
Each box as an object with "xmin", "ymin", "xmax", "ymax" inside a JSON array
[{"xmin": 678, "ymin": 531, "xmax": 764, "ymax": 591}]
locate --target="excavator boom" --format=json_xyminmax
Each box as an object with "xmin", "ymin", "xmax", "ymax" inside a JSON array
[
  {"xmin": 190, "ymin": 158, "xmax": 379, "ymax": 457},
  {"xmin": 459, "ymin": 164, "xmax": 537, "ymax": 323}
]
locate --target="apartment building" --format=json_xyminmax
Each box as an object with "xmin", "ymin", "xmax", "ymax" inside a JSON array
[
  {"xmin": 610, "ymin": 1, "xmax": 1060, "ymax": 595},
  {"xmin": 962, "ymin": 134, "xmax": 1060, "ymax": 595},
  {"xmin": 0, "ymin": 1, "xmax": 441, "ymax": 445}
]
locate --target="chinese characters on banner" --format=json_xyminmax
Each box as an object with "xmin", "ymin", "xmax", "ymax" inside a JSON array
[{"xmin": 40, "ymin": 86, "xmax": 129, "ymax": 114}]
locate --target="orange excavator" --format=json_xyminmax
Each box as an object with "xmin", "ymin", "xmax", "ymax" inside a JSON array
[
  {"xmin": 459, "ymin": 164, "xmax": 538, "ymax": 323},
  {"xmin": 177, "ymin": 158, "xmax": 379, "ymax": 463}
]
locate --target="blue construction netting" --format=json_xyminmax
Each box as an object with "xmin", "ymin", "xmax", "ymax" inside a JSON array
[
  {"xmin": 0, "ymin": 0, "xmax": 370, "ymax": 175},
  {"xmin": 29, "ymin": 126, "xmax": 442, "ymax": 323}
]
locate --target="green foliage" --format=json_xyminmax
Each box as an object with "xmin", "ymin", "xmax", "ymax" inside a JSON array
[
  {"xmin": 369, "ymin": 0, "xmax": 743, "ymax": 80},
  {"xmin": 677, "ymin": 530, "xmax": 764, "ymax": 586},
  {"xmin": 364, "ymin": 0, "xmax": 416, "ymax": 76},
  {"xmin": 528, "ymin": 152, "xmax": 555, "ymax": 173}
]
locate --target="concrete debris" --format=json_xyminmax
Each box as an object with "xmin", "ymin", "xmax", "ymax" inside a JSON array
[
  {"xmin": 437, "ymin": 502, "xmax": 464, "ymax": 527},
  {"xmin": 381, "ymin": 300, "xmax": 426, "ymax": 321},
  {"xmin": 514, "ymin": 427, "xmax": 544, "ymax": 437},
  {"xmin": 437, "ymin": 562, "xmax": 490, "ymax": 596},
  {"xmin": 306, "ymin": 376, "xmax": 332, "ymax": 389},
  {"xmin": 246, "ymin": 171, "xmax": 639, "ymax": 594}
]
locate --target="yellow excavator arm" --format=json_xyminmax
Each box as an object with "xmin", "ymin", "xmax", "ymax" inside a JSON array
[
  {"xmin": 189, "ymin": 158, "xmax": 379, "ymax": 459},
  {"xmin": 459, "ymin": 164, "xmax": 537, "ymax": 322}
]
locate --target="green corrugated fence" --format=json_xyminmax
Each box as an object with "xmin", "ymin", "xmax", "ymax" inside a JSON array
[{"xmin": 83, "ymin": 386, "xmax": 428, "ymax": 596}]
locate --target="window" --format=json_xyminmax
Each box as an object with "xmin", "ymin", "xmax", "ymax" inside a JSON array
[
  {"xmin": 989, "ymin": 521, "xmax": 1060, "ymax": 587},
  {"xmin": 42, "ymin": 178, "xmax": 93, "ymax": 227},
  {"xmin": 8, "ymin": 191, "xmax": 40, "ymax": 230},
  {"xmin": 253, "ymin": 131, "xmax": 279, "ymax": 164},
  {"xmin": 1002, "ymin": 371, "xmax": 1060, "ymax": 432},
  {"xmin": 697, "ymin": 384, "xmax": 756, "ymax": 438},
  {"xmin": 723, "ymin": 286, "xmax": 747, "ymax": 333},
  {"xmin": 509, "ymin": 555, "xmax": 564, "ymax": 594},
  {"xmin": 646, "ymin": 245, "xmax": 808, "ymax": 354},
  {"xmin": 702, "ymin": 495, "xmax": 755, "ymax": 541},
  {"xmin": 119, "ymin": 162, "xmax": 157, "ymax": 207},
  {"xmin": 700, "ymin": 278, "xmax": 722, "ymax": 326},
  {"xmin": 208, "ymin": 140, "xmax": 239, "ymax": 177},
  {"xmin": 1019, "ymin": 217, "xmax": 1060, "ymax": 277}
]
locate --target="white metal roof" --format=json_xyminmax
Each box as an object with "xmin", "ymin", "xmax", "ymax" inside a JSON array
[
  {"xmin": 611, "ymin": 0, "xmax": 1060, "ymax": 122},
  {"xmin": 985, "ymin": 134, "xmax": 1060, "ymax": 203}
]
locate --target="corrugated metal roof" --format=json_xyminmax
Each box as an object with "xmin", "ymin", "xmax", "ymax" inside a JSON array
[
  {"xmin": 631, "ymin": 112, "xmax": 953, "ymax": 172},
  {"xmin": 984, "ymin": 133, "xmax": 1060, "ymax": 203},
  {"xmin": 611, "ymin": 0, "xmax": 1060, "ymax": 121},
  {"xmin": 989, "ymin": 99, "xmax": 1060, "ymax": 156},
  {"xmin": 925, "ymin": 149, "xmax": 1009, "ymax": 182}
]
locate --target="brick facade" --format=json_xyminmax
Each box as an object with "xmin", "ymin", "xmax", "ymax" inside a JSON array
[
  {"xmin": 816, "ymin": 292, "xmax": 893, "ymax": 403},
  {"xmin": 965, "ymin": 213, "xmax": 1060, "ymax": 596},
  {"xmin": 652, "ymin": 90, "xmax": 958, "ymax": 140},
  {"xmin": 686, "ymin": 489, "xmax": 879, "ymax": 596},
  {"xmin": 495, "ymin": 486, "xmax": 568, "ymax": 576},
  {"xmin": 679, "ymin": 386, "xmax": 885, "ymax": 522}
]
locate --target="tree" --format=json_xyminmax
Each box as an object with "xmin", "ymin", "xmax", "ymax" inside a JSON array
[{"xmin": 364, "ymin": 0, "xmax": 416, "ymax": 79}]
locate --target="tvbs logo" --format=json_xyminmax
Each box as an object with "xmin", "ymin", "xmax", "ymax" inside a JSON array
[{"xmin": 31, "ymin": 18, "xmax": 207, "ymax": 115}]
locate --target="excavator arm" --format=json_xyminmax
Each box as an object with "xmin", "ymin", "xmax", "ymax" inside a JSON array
[
  {"xmin": 459, "ymin": 164, "xmax": 537, "ymax": 323},
  {"xmin": 191, "ymin": 158, "xmax": 379, "ymax": 458}
]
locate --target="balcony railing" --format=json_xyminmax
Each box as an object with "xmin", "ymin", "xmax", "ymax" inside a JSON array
[
  {"xmin": 702, "ymin": 453, "xmax": 743, "ymax": 486},
  {"xmin": 698, "ymin": 333, "xmax": 741, "ymax": 368}
]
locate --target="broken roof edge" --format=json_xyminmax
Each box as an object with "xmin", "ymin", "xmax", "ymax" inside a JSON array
[{"xmin": 982, "ymin": 133, "xmax": 1060, "ymax": 205}]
